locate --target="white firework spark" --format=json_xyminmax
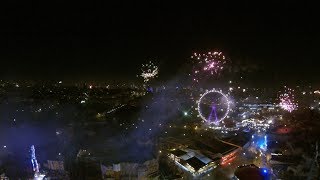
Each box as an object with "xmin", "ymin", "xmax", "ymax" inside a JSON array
[{"xmin": 140, "ymin": 61, "xmax": 159, "ymax": 83}]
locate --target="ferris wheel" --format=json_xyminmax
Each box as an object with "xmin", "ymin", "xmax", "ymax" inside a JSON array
[{"xmin": 197, "ymin": 89, "xmax": 230, "ymax": 125}]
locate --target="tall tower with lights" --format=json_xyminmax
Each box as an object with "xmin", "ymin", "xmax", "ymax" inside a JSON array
[{"xmin": 30, "ymin": 145, "xmax": 39, "ymax": 173}]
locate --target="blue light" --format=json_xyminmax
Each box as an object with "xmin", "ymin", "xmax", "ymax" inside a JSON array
[
  {"xmin": 264, "ymin": 135, "xmax": 268, "ymax": 147},
  {"xmin": 147, "ymin": 87, "xmax": 153, "ymax": 93},
  {"xmin": 30, "ymin": 145, "xmax": 39, "ymax": 173},
  {"xmin": 255, "ymin": 135, "xmax": 268, "ymax": 151},
  {"xmin": 263, "ymin": 169, "xmax": 267, "ymax": 173},
  {"xmin": 260, "ymin": 168, "xmax": 269, "ymax": 178}
]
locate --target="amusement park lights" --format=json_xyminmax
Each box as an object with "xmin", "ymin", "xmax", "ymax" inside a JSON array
[{"xmin": 197, "ymin": 89, "xmax": 230, "ymax": 125}]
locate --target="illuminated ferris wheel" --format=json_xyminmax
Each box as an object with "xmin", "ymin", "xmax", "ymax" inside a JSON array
[{"xmin": 197, "ymin": 89, "xmax": 230, "ymax": 125}]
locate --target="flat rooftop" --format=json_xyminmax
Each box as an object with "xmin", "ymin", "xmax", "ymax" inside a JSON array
[
  {"xmin": 193, "ymin": 138, "xmax": 238, "ymax": 155},
  {"xmin": 170, "ymin": 149, "xmax": 187, "ymax": 157},
  {"xmin": 221, "ymin": 133, "xmax": 251, "ymax": 147},
  {"xmin": 186, "ymin": 157, "xmax": 207, "ymax": 171}
]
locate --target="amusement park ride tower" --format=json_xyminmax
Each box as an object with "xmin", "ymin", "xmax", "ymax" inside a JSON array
[
  {"xmin": 30, "ymin": 145, "xmax": 45, "ymax": 179},
  {"xmin": 30, "ymin": 145, "xmax": 39, "ymax": 173}
]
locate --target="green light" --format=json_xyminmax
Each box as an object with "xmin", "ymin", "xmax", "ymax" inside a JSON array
[{"xmin": 183, "ymin": 111, "xmax": 188, "ymax": 116}]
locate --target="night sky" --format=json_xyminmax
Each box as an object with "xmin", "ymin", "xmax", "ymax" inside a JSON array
[{"xmin": 0, "ymin": 1, "xmax": 318, "ymax": 83}]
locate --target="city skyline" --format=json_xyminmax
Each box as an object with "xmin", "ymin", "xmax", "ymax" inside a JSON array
[{"xmin": 0, "ymin": 1, "xmax": 319, "ymax": 179}]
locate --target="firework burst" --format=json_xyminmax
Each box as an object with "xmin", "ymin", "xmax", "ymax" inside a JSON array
[
  {"xmin": 279, "ymin": 87, "xmax": 298, "ymax": 112},
  {"xmin": 139, "ymin": 61, "xmax": 159, "ymax": 83},
  {"xmin": 191, "ymin": 51, "xmax": 228, "ymax": 83}
]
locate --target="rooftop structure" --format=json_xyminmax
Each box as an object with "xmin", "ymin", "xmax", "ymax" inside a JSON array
[
  {"xmin": 234, "ymin": 164, "xmax": 267, "ymax": 180},
  {"xmin": 168, "ymin": 148, "xmax": 217, "ymax": 177},
  {"xmin": 185, "ymin": 157, "xmax": 206, "ymax": 171}
]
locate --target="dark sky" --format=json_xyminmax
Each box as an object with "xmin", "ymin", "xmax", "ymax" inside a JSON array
[{"xmin": 0, "ymin": 1, "xmax": 318, "ymax": 83}]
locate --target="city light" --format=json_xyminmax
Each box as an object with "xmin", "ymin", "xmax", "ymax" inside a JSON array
[{"xmin": 0, "ymin": 4, "xmax": 317, "ymax": 180}]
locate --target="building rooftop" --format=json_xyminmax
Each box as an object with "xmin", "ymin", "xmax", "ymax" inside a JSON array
[
  {"xmin": 186, "ymin": 157, "xmax": 207, "ymax": 171},
  {"xmin": 234, "ymin": 166, "xmax": 265, "ymax": 180},
  {"xmin": 270, "ymin": 155, "xmax": 302, "ymax": 165},
  {"xmin": 194, "ymin": 139, "xmax": 237, "ymax": 155},
  {"xmin": 195, "ymin": 153, "xmax": 212, "ymax": 164},
  {"xmin": 180, "ymin": 152, "xmax": 194, "ymax": 160},
  {"xmin": 170, "ymin": 149, "xmax": 187, "ymax": 157},
  {"xmin": 222, "ymin": 134, "xmax": 251, "ymax": 147}
]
